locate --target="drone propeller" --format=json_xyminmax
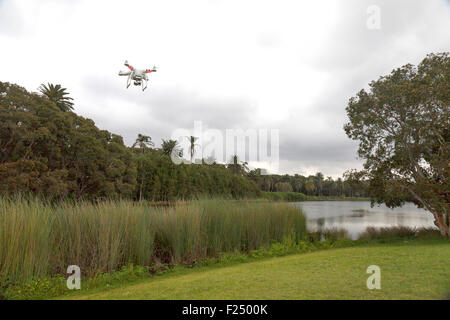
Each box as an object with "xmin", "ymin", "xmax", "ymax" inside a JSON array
[
  {"xmin": 145, "ymin": 65, "xmax": 158, "ymax": 73},
  {"xmin": 124, "ymin": 60, "xmax": 134, "ymax": 71}
]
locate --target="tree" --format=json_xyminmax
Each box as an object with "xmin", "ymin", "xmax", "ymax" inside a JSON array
[
  {"xmin": 305, "ymin": 178, "xmax": 316, "ymax": 196},
  {"xmin": 314, "ymin": 172, "xmax": 324, "ymax": 196},
  {"xmin": 344, "ymin": 52, "xmax": 449, "ymax": 237},
  {"xmin": 132, "ymin": 134, "xmax": 154, "ymax": 200},
  {"xmin": 132, "ymin": 134, "xmax": 154, "ymax": 153},
  {"xmin": 323, "ymin": 176, "xmax": 335, "ymax": 196},
  {"xmin": 336, "ymin": 178, "xmax": 344, "ymax": 197},
  {"xmin": 38, "ymin": 83, "xmax": 74, "ymax": 111},
  {"xmin": 0, "ymin": 82, "xmax": 262, "ymax": 202},
  {"xmin": 227, "ymin": 155, "xmax": 249, "ymax": 176},
  {"xmin": 185, "ymin": 135, "xmax": 200, "ymax": 163},
  {"xmin": 161, "ymin": 139, "xmax": 182, "ymax": 157},
  {"xmin": 274, "ymin": 181, "xmax": 293, "ymax": 192},
  {"xmin": 0, "ymin": 82, "xmax": 136, "ymax": 200}
]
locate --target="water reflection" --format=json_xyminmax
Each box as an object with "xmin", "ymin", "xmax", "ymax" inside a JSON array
[{"xmin": 294, "ymin": 201, "xmax": 436, "ymax": 239}]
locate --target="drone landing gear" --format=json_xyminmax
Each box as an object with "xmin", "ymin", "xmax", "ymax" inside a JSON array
[
  {"xmin": 126, "ymin": 75, "xmax": 132, "ymax": 89},
  {"xmin": 142, "ymin": 79, "xmax": 148, "ymax": 91}
]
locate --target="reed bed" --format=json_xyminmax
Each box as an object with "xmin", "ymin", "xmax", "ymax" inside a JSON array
[{"xmin": 0, "ymin": 198, "xmax": 306, "ymax": 286}]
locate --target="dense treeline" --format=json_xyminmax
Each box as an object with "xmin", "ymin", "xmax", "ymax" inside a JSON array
[
  {"xmin": 133, "ymin": 148, "xmax": 260, "ymax": 201},
  {"xmin": 0, "ymin": 82, "xmax": 136, "ymax": 199},
  {"xmin": 0, "ymin": 82, "xmax": 260, "ymax": 200},
  {"xmin": 248, "ymin": 169, "xmax": 369, "ymax": 198},
  {"xmin": 0, "ymin": 82, "xmax": 365, "ymax": 201}
]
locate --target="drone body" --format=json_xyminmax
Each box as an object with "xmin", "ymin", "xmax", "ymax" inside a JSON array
[{"xmin": 118, "ymin": 60, "xmax": 157, "ymax": 91}]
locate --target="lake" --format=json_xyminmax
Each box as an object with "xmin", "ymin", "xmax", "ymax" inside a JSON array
[{"xmin": 294, "ymin": 201, "xmax": 436, "ymax": 239}]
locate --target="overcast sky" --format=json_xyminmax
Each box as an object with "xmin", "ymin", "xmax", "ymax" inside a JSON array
[{"xmin": 1, "ymin": 0, "xmax": 449, "ymax": 177}]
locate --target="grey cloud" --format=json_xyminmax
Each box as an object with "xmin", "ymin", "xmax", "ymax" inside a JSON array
[
  {"xmin": 279, "ymin": 158, "xmax": 363, "ymax": 178},
  {"xmin": 274, "ymin": 124, "xmax": 362, "ymax": 177},
  {"xmin": 0, "ymin": 0, "xmax": 83, "ymax": 37},
  {"xmin": 0, "ymin": 1, "xmax": 24, "ymax": 36},
  {"xmin": 280, "ymin": 136, "xmax": 358, "ymax": 163},
  {"xmin": 257, "ymin": 32, "xmax": 282, "ymax": 48},
  {"xmin": 311, "ymin": 0, "xmax": 450, "ymax": 72},
  {"xmin": 80, "ymin": 74, "xmax": 258, "ymax": 146}
]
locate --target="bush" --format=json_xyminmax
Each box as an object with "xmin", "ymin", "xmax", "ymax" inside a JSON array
[
  {"xmin": 358, "ymin": 226, "xmax": 441, "ymax": 240},
  {"xmin": 307, "ymin": 228, "xmax": 350, "ymax": 242}
]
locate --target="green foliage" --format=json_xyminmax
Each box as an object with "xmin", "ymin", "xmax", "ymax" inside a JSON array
[
  {"xmin": 161, "ymin": 139, "xmax": 182, "ymax": 157},
  {"xmin": 133, "ymin": 149, "xmax": 260, "ymax": 201},
  {"xmin": 2, "ymin": 276, "xmax": 67, "ymax": 300},
  {"xmin": 227, "ymin": 155, "xmax": 249, "ymax": 176},
  {"xmin": 260, "ymin": 191, "xmax": 307, "ymax": 202},
  {"xmin": 306, "ymin": 228, "xmax": 350, "ymax": 242},
  {"xmin": 0, "ymin": 198, "xmax": 306, "ymax": 288},
  {"xmin": 3, "ymin": 226, "xmax": 446, "ymax": 300},
  {"xmin": 305, "ymin": 196, "xmax": 370, "ymax": 201},
  {"xmin": 344, "ymin": 52, "xmax": 450, "ymax": 237},
  {"xmin": 2, "ymin": 264, "xmax": 153, "ymax": 300},
  {"xmin": 358, "ymin": 226, "xmax": 442, "ymax": 240},
  {"xmin": 131, "ymin": 134, "xmax": 154, "ymax": 153},
  {"xmin": 1, "ymin": 236, "xmax": 350, "ymax": 300},
  {"xmin": 38, "ymin": 83, "xmax": 74, "ymax": 112},
  {"xmin": 248, "ymin": 170, "xmax": 368, "ymax": 198},
  {"xmin": 185, "ymin": 135, "xmax": 199, "ymax": 162},
  {"xmin": 0, "ymin": 81, "xmax": 366, "ymax": 202},
  {"xmin": 0, "ymin": 82, "xmax": 136, "ymax": 200}
]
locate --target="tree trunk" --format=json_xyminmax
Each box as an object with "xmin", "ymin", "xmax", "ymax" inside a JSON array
[
  {"xmin": 433, "ymin": 213, "xmax": 449, "ymax": 238},
  {"xmin": 139, "ymin": 179, "xmax": 143, "ymax": 202},
  {"xmin": 406, "ymin": 187, "xmax": 449, "ymax": 238}
]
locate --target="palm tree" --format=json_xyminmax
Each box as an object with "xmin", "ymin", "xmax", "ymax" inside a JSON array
[
  {"xmin": 132, "ymin": 134, "xmax": 155, "ymax": 200},
  {"xmin": 38, "ymin": 83, "xmax": 74, "ymax": 111},
  {"xmin": 185, "ymin": 136, "xmax": 200, "ymax": 163},
  {"xmin": 305, "ymin": 178, "xmax": 316, "ymax": 196},
  {"xmin": 161, "ymin": 139, "xmax": 182, "ymax": 157},
  {"xmin": 132, "ymin": 134, "xmax": 154, "ymax": 153},
  {"xmin": 314, "ymin": 172, "xmax": 324, "ymax": 196}
]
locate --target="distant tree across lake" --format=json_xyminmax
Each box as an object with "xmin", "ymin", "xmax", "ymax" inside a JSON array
[{"xmin": 247, "ymin": 169, "xmax": 368, "ymax": 198}]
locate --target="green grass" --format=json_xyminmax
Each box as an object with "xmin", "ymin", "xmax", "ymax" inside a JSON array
[{"xmin": 59, "ymin": 240, "xmax": 450, "ymax": 300}]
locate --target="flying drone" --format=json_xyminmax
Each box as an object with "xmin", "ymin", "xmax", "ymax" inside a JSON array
[{"xmin": 118, "ymin": 60, "xmax": 157, "ymax": 91}]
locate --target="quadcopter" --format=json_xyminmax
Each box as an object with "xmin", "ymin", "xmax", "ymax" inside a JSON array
[{"xmin": 118, "ymin": 60, "xmax": 157, "ymax": 91}]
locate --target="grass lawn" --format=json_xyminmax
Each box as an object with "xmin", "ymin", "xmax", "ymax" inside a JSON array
[{"xmin": 60, "ymin": 241, "xmax": 450, "ymax": 300}]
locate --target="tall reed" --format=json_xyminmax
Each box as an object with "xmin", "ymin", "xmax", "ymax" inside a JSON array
[{"xmin": 0, "ymin": 198, "xmax": 306, "ymax": 285}]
